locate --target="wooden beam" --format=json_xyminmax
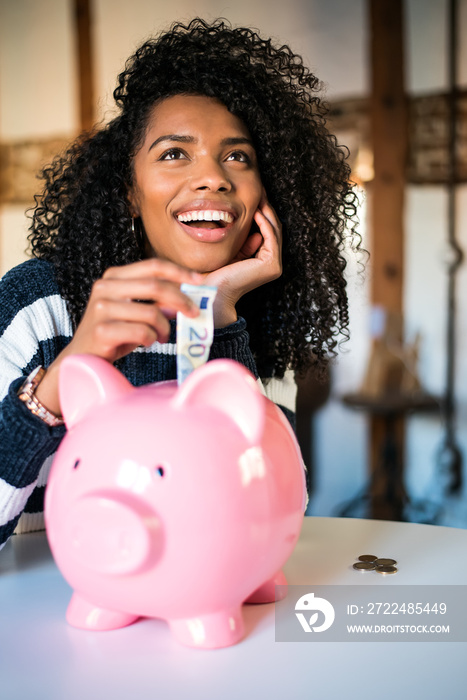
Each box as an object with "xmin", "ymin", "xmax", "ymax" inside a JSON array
[
  {"xmin": 368, "ymin": 0, "xmax": 408, "ymax": 520},
  {"xmin": 74, "ymin": 0, "xmax": 95, "ymax": 132},
  {"xmin": 369, "ymin": 0, "xmax": 407, "ymax": 312}
]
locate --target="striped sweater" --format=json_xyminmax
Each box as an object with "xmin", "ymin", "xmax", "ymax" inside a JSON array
[{"xmin": 0, "ymin": 258, "xmax": 297, "ymax": 550}]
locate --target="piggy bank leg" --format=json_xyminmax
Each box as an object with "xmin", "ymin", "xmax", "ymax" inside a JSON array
[
  {"xmin": 66, "ymin": 592, "xmax": 140, "ymax": 631},
  {"xmin": 169, "ymin": 607, "xmax": 245, "ymax": 649},
  {"xmin": 245, "ymin": 570, "xmax": 288, "ymax": 604}
]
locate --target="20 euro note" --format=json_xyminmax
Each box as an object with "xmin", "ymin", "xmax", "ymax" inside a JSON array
[{"xmin": 176, "ymin": 284, "xmax": 218, "ymax": 385}]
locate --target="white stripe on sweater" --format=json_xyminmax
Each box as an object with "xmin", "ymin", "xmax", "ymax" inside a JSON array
[
  {"xmin": 0, "ymin": 456, "xmax": 55, "ymax": 530},
  {"xmin": 14, "ymin": 512, "xmax": 45, "ymax": 535},
  {"xmin": 261, "ymin": 369, "xmax": 297, "ymax": 413},
  {"xmin": 0, "ymin": 477, "xmax": 38, "ymax": 527},
  {"xmin": 0, "ymin": 295, "xmax": 72, "ymax": 400},
  {"xmin": 133, "ymin": 341, "xmax": 176, "ymax": 355},
  {"xmin": 37, "ymin": 453, "xmax": 55, "ymax": 488}
]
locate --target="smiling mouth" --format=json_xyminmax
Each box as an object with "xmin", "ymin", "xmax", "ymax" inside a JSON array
[{"xmin": 176, "ymin": 210, "xmax": 235, "ymax": 229}]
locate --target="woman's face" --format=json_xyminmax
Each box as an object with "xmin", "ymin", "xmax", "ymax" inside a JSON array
[{"xmin": 129, "ymin": 94, "xmax": 263, "ymax": 272}]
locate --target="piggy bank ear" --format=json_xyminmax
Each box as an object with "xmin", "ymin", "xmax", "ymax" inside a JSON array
[
  {"xmin": 173, "ymin": 359, "xmax": 265, "ymax": 444},
  {"xmin": 59, "ymin": 354, "xmax": 133, "ymax": 428}
]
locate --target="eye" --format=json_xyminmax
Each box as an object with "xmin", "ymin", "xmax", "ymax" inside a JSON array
[
  {"xmin": 73, "ymin": 459, "xmax": 81, "ymax": 470},
  {"xmin": 154, "ymin": 465, "xmax": 165, "ymax": 478},
  {"xmin": 159, "ymin": 148, "xmax": 187, "ymax": 161},
  {"xmin": 226, "ymin": 150, "xmax": 251, "ymax": 164}
]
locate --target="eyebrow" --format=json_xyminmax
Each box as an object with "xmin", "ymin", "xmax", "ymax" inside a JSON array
[{"xmin": 148, "ymin": 134, "xmax": 255, "ymax": 152}]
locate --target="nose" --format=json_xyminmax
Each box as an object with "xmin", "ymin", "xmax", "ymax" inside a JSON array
[{"xmin": 190, "ymin": 157, "xmax": 232, "ymax": 193}]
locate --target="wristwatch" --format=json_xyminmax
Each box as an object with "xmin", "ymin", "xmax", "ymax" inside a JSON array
[{"xmin": 17, "ymin": 366, "xmax": 64, "ymax": 427}]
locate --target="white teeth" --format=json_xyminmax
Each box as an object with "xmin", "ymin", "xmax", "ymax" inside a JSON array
[{"xmin": 177, "ymin": 210, "xmax": 234, "ymax": 224}]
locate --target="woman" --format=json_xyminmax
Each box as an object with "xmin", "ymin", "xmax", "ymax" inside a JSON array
[{"xmin": 0, "ymin": 18, "xmax": 360, "ymax": 548}]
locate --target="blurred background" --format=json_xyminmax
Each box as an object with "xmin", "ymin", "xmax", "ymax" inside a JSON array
[{"xmin": 0, "ymin": 0, "xmax": 466, "ymax": 526}]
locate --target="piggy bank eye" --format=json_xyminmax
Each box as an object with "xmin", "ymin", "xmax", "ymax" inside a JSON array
[
  {"xmin": 154, "ymin": 465, "xmax": 165, "ymax": 478},
  {"xmin": 73, "ymin": 459, "xmax": 81, "ymax": 470}
]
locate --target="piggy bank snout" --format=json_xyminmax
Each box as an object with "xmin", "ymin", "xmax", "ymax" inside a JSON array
[{"xmin": 64, "ymin": 494, "xmax": 163, "ymax": 576}]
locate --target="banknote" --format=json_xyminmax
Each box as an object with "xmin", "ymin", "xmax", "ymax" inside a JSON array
[{"xmin": 176, "ymin": 284, "xmax": 218, "ymax": 385}]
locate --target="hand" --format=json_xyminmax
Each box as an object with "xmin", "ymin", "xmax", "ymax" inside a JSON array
[
  {"xmin": 35, "ymin": 258, "xmax": 202, "ymax": 415},
  {"xmin": 203, "ymin": 192, "xmax": 282, "ymax": 327}
]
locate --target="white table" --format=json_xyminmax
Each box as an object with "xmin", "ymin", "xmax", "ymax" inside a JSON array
[{"xmin": 1, "ymin": 516, "xmax": 466, "ymax": 700}]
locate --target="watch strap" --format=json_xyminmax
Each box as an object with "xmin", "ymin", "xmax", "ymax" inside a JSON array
[{"xmin": 17, "ymin": 366, "xmax": 64, "ymax": 427}]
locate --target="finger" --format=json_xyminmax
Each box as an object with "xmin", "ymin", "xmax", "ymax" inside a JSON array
[
  {"xmin": 253, "ymin": 209, "xmax": 282, "ymax": 278},
  {"xmin": 257, "ymin": 202, "xmax": 282, "ymax": 236},
  {"xmin": 93, "ymin": 320, "xmax": 161, "ymax": 357},
  {"xmin": 236, "ymin": 231, "xmax": 263, "ymax": 261},
  {"xmin": 103, "ymin": 258, "xmax": 204, "ymax": 285},
  {"xmin": 93, "ymin": 297, "xmax": 173, "ymax": 334},
  {"xmin": 253, "ymin": 209, "xmax": 281, "ymax": 251},
  {"xmin": 91, "ymin": 278, "xmax": 200, "ymax": 318},
  {"xmin": 257, "ymin": 189, "xmax": 282, "ymax": 231}
]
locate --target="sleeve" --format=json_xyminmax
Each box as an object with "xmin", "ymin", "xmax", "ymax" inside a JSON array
[
  {"xmin": 0, "ymin": 382, "xmax": 65, "ymax": 547},
  {"xmin": 0, "ymin": 261, "xmax": 70, "ymax": 550},
  {"xmin": 209, "ymin": 316, "xmax": 258, "ymax": 377}
]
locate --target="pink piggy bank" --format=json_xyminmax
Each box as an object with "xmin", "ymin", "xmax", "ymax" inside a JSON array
[{"xmin": 45, "ymin": 355, "xmax": 306, "ymax": 649}]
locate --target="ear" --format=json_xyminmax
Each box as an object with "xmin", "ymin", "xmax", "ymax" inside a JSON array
[
  {"xmin": 173, "ymin": 359, "xmax": 265, "ymax": 445},
  {"xmin": 127, "ymin": 188, "xmax": 140, "ymax": 218},
  {"xmin": 59, "ymin": 354, "xmax": 134, "ymax": 428}
]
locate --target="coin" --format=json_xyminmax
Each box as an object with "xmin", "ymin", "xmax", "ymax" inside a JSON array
[
  {"xmin": 375, "ymin": 558, "xmax": 397, "ymax": 566},
  {"xmin": 357, "ymin": 555, "xmax": 378, "ymax": 562},
  {"xmin": 375, "ymin": 565, "xmax": 398, "ymax": 575},
  {"xmin": 353, "ymin": 561, "xmax": 376, "ymax": 571}
]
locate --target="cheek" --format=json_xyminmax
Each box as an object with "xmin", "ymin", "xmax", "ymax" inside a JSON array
[
  {"xmin": 242, "ymin": 177, "xmax": 263, "ymax": 216},
  {"xmin": 132, "ymin": 168, "xmax": 176, "ymax": 217},
  {"xmin": 140, "ymin": 182, "xmax": 170, "ymax": 212}
]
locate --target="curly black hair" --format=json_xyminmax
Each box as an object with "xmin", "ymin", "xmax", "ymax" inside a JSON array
[{"xmin": 28, "ymin": 17, "xmax": 360, "ymax": 379}]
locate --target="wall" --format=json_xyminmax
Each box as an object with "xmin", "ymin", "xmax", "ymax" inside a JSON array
[
  {"xmin": 0, "ymin": 0, "xmax": 466, "ymax": 525},
  {"xmin": 0, "ymin": 0, "xmax": 78, "ymax": 272}
]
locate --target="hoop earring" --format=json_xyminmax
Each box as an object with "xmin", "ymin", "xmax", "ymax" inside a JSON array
[{"xmin": 131, "ymin": 216, "xmax": 144, "ymax": 251}]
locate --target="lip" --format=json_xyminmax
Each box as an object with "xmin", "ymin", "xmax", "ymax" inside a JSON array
[
  {"xmin": 175, "ymin": 219, "xmax": 232, "ymax": 243},
  {"xmin": 175, "ymin": 199, "xmax": 238, "ymax": 218},
  {"xmin": 174, "ymin": 200, "xmax": 238, "ymax": 243}
]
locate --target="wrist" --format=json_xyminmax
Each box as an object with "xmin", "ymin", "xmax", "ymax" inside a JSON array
[
  {"xmin": 34, "ymin": 361, "xmax": 63, "ymax": 417},
  {"xmin": 18, "ymin": 366, "xmax": 64, "ymax": 426},
  {"xmin": 213, "ymin": 306, "xmax": 237, "ymax": 328},
  {"xmin": 212, "ymin": 294, "xmax": 238, "ymax": 329}
]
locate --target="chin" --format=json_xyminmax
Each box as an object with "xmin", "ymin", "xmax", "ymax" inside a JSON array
[
  {"xmin": 183, "ymin": 252, "xmax": 235, "ymax": 274},
  {"xmin": 191, "ymin": 263, "xmax": 225, "ymax": 274}
]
